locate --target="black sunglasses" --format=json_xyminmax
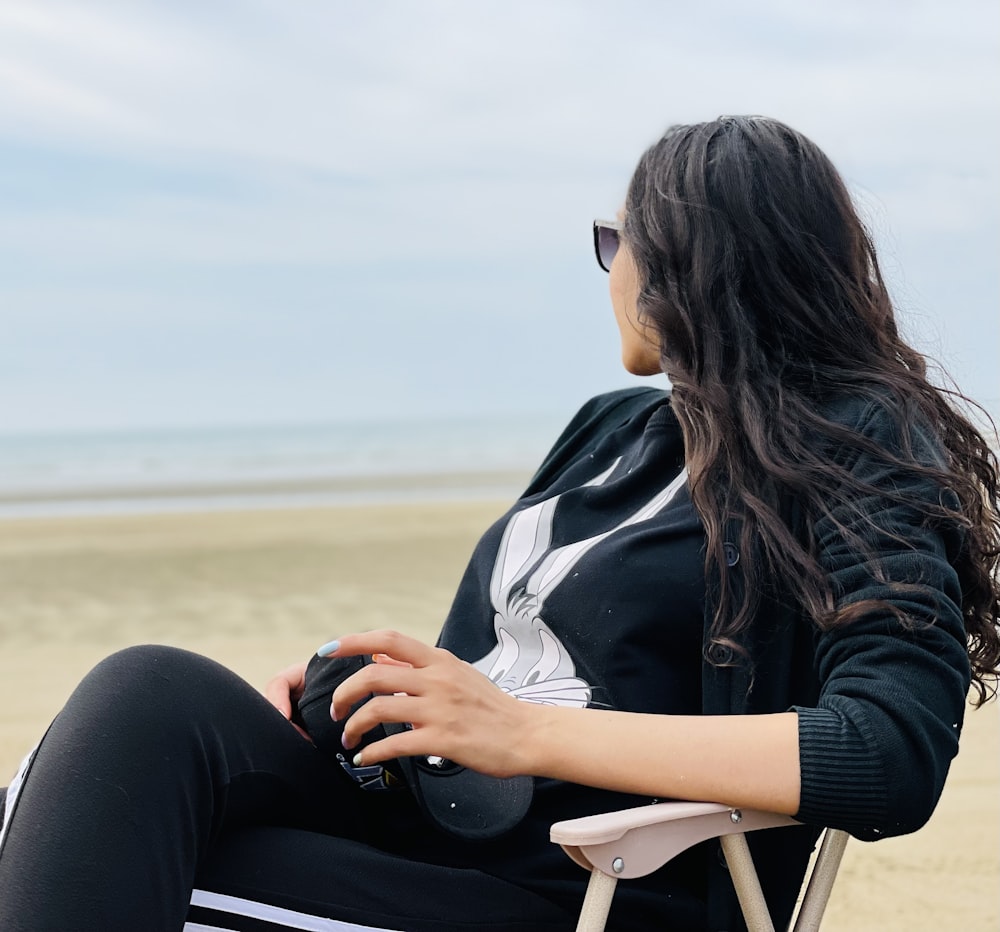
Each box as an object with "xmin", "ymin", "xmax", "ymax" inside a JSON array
[{"xmin": 593, "ymin": 219, "xmax": 622, "ymax": 273}]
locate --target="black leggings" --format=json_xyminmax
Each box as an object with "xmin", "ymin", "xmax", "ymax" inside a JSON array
[{"xmin": 0, "ymin": 646, "xmax": 577, "ymax": 932}]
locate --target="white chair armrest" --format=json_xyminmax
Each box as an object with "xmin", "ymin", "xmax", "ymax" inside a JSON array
[{"xmin": 550, "ymin": 801, "xmax": 798, "ymax": 879}]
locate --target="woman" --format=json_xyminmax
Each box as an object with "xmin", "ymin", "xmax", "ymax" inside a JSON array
[{"xmin": 1, "ymin": 116, "xmax": 997, "ymax": 932}]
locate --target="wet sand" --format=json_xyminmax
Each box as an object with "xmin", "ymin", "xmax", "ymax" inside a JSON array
[{"xmin": 1, "ymin": 503, "xmax": 997, "ymax": 928}]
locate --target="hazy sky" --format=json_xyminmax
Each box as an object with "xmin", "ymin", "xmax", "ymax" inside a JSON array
[{"xmin": 1, "ymin": 0, "xmax": 997, "ymax": 433}]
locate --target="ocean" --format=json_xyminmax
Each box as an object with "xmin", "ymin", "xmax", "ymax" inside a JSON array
[
  {"xmin": 0, "ymin": 413, "xmax": 568, "ymax": 519},
  {"xmin": 2, "ymin": 398, "xmax": 996, "ymax": 520}
]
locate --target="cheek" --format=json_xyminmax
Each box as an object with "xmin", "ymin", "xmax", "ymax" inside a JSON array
[
  {"xmin": 607, "ymin": 247, "xmax": 661, "ymax": 374},
  {"xmin": 608, "ymin": 251, "xmax": 636, "ymax": 305},
  {"xmin": 608, "ymin": 269, "xmax": 634, "ymax": 338}
]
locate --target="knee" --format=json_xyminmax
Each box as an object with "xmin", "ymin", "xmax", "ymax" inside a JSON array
[
  {"xmin": 87, "ymin": 643, "xmax": 203, "ymax": 691},
  {"xmin": 72, "ymin": 644, "xmax": 226, "ymax": 728}
]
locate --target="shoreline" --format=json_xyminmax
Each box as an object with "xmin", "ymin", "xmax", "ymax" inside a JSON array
[{"xmin": 0, "ymin": 468, "xmax": 533, "ymax": 520}]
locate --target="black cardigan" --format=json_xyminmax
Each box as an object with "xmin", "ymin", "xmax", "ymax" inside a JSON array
[{"xmin": 525, "ymin": 387, "xmax": 971, "ymax": 930}]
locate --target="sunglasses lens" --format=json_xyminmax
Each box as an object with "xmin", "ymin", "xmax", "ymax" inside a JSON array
[{"xmin": 597, "ymin": 225, "xmax": 619, "ymax": 271}]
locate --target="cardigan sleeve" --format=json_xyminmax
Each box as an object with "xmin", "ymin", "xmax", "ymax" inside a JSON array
[{"xmin": 792, "ymin": 400, "xmax": 972, "ymax": 840}]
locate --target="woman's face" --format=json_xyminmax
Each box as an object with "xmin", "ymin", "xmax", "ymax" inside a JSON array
[{"xmin": 609, "ymin": 219, "xmax": 662, "ymax": 376}]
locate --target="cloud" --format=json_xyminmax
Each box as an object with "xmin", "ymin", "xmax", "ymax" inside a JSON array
[{"xmin": 0, "ymin": 0, "xmax": 996, "ymax": 430}]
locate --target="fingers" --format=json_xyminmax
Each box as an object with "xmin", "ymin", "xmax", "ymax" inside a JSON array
[
  {"xmin": 263, "ymin": 661, "xmax": 314, "ymax": 743},
  {"xmin": 317, "ymin": 631, "xmax": 507, "ymax": 771},
  {"xmin": 352, "ymin": 728, "xmax": 431, "ymax": 769},
  {"xmin": 319, "ymin": 635, "xmax": 533, "ymax": 778},
  {"xmin": 318, "ymin": 630, "xmax": 439, "ymax": 668},
  {"xmin": 340, "ymin": 693, "xmax": 425, "ymax": 756},
  {"xmin": 331, "ymin": 663, "xmax": 427, "ymax": 722},
  {"xmin": 263, "ymin": 661, "xmax": 308, "ymax": 720},
  {"xmin": 373, "ymin": 653, "xmax": 412, "ymax": 668},
  {"xmin": 341, "ymin": 694, "xmax": 471, "ymax": 771},
  {"xmin": 342, "ymin": 688, "xmax": 529, "ymax": 777},
  {"xmin": 264, "ymin": 676, "xmax": 292, "ymax": 719}
]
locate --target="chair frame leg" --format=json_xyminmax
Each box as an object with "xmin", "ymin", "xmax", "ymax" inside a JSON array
[
  {"xmin": 720, "ymin": 833, "xmax": 776, "ymax": 932},
  {"xmin": 792, "ymin": 828, "xmax": 849, "ymax": 932},
  {"xmin": 574, "ymin": 869, "xmax": 618, "ymax": 932}
]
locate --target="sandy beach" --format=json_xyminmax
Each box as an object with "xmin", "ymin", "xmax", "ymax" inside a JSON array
[{"xmin": 1, "ymin": 501, "xmax": 997, "ymax": 929}]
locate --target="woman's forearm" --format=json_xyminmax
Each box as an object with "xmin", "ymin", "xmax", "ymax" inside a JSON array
[
  {"xmin": 519, "ymin": 705, "xmax": 801, "ymax": 815},
  {"xmin": 328, "ymin": 632, "xmax": 801, "ymax": 814}
]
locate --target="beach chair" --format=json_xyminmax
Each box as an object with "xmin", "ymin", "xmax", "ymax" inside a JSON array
[{"xmin": 551, "ymin": 800, "xmax": 849, "ymax": 932}]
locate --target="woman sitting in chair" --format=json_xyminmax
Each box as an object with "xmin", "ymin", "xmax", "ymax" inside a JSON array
[{"xmin": 1, "ymin": 116, "xmax": 997, "ymax": 932}]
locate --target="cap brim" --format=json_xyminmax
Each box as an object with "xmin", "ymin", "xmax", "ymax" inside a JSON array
[{"xmin": 388, "ymin": 722, "xmax": 533, "ymax": 840}]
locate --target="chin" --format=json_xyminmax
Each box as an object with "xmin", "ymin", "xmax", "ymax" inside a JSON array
[{"xmin": 622, "ymin": 354, "xmax": 664, "ymax": 377}]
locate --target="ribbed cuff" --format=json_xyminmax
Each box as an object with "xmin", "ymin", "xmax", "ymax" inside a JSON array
[{"xmin": 792, "ymin": 704, "xmax": 888, "ymax": 840}]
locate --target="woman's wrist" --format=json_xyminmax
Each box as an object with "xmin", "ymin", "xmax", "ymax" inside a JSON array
[{"xmin": 508, "ymin": 698, "xmax": 561, "ymax": 779}]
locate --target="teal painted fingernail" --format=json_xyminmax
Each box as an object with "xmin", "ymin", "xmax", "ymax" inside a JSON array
[{"xmin": 317, "ymin": 639, "xmax": 340, "ymax": 657}]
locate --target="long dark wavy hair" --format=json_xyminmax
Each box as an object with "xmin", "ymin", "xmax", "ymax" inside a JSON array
[{"xmin": 623, "ymin": 116, "xmax": 1000, "ymax": 704}]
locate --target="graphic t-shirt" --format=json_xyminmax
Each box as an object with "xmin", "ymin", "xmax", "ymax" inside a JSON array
[
  {"xmin": 439, "ymin": 394, "xmax": 704, "ymax": 722},
  {"xmin": 432, "ymin": 391, "xmax": 710, "ymax": 923}
]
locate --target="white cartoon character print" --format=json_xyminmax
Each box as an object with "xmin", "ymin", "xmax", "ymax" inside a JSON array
[{"xmin": 473, "ymin": 459, "xmax": 688, "ymax": 708}]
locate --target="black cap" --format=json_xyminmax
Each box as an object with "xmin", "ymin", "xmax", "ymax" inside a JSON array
[{"xmin": 297, "ymin": 653, "xmax": 533, "ymax": 840}]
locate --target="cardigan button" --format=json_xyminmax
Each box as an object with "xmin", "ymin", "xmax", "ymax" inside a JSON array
[
  {"xmin": 707, "ymin": 643, "xmax": 734, "ymax": 664},
  {"xmin": 722, "ymin": 542, "xmax": 740, "ymax": 567}
]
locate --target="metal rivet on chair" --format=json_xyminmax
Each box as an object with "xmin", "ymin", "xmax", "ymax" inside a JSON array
[
  {"xmin": 730, "ymin": 809, "xmax": 742, "ymax": 823},
  {"xmin": 612, "ymin": 858, "xmax": 625, "ymax": 874}
]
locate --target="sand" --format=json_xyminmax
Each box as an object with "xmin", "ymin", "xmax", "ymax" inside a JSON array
[{"xmin": 1, "ymin": 502, "xmax": 997, "ymax": 929}]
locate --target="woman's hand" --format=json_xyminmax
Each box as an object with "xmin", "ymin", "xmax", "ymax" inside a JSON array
[
  {"xmin": 322, "ymin": 630, "xmax": 534, "ymax": 778},
  {"xmin": 264, "ymin": 660, "xmax": 312, "ymax": 742},
  {"xmin": 317, "ymin": 631, "xmax": 801, "ymax": 813}
]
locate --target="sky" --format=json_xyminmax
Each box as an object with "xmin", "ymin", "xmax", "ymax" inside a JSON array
[{"xmin": 0, "ymin": 0, "xmax": 997, "ymax": 433}]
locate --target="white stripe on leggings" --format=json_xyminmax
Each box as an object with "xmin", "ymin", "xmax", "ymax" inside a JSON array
[
  {"xmin": 0, "ymin": 745, "xmax": 37, "ymax": 850},
  {"xmin": 187, "ymin": 889, "xmax": 403, "ymax": 932}
]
